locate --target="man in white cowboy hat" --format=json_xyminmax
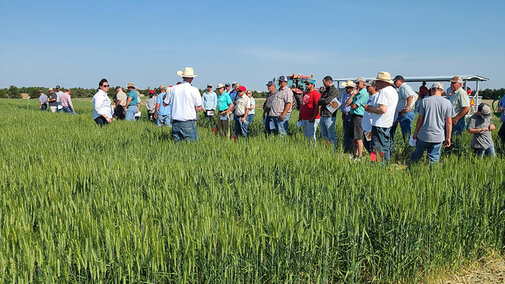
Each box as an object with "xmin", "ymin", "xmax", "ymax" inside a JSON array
[
  {"xmin": 410, "ymin": 82, "xmax": 454, "ymax": 165},
  {"xmin": 340, "ymin": 80, "xmax": 356, "ymax": 153},
  {"xmin": 164, "ymin": 67, "xmax": 202, "ymax": 142},
  {"xmin": 364, "ymin": 71, "xmax": 398, "ymax": 162}
]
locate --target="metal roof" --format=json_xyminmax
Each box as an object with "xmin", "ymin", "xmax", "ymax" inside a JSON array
[{"xmin": 334, "ymin": 75, "xmax": 489, "ymax": 84}]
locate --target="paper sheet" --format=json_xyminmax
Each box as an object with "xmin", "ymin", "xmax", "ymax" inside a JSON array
[{"xmin": 326, "ymin": 98, "xmax": 341, "ymax": 113}]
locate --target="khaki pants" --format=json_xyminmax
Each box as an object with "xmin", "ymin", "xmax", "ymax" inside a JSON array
[
  {"xmin": 50, "ymin": 106, "xmax": 57, "ymax": 113},
  {"xmin": 217, "ymin": 113, "xmax": 230, "ymax": 138}
]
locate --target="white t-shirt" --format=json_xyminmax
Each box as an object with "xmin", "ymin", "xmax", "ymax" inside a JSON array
[
  {"xmin": 362, "ymin": 93, "xmax": 379, "ymax": 132},
  {"xmin": 371, "ymin": 85, "xmax": 398, "ymax": 128},
  {"xmin": 167, "ymin": 82, "xmax": 202, "ymax": 121}
]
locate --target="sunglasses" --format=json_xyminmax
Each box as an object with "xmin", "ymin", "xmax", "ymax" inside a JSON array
[{"xmin": 103, "ymin": 85, "xmax": 109, "ymax": 87}]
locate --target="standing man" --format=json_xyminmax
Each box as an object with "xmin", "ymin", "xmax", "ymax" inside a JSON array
[
  {"xmin": 55, "ymin": 85, "xmax": 65, "ymax": 112},
  {"xmin": 419, "ymin": 81, "xmax": 429, "ymax": 99},
  {"xmin": 60, "ymin": 89, "xmax": 76, "ymax": 114},
  {"xmin": 164, "ymin": 67, "xmax": 202, "ymax": 142},
  {"xmin": 467, "ymin": 103, "xmax": 496, "ymax": 158},
  {"xmin": 113, "ymin": 86, "xmax": 127, "ymax": 120},
  {"xmin": 449, "ymin": 76, "xmax": 471, "ymax": 138},
  {"xmin": 202, "ymin": 84, "xmax": 217, "ymax": 120},
  {"xmin": 269, "ymin": 76, "xmax": 293, "ymax": 137},
  {"xmin": 410, "ymin": 82, "xmax": 453, "ymax": 165},
  {"xmin": 154, "ymin": 85, "xmax": 171, "ymax": 127},
  {"xmin": 299, "ymin": 79, "xmax": 321, "ymax": 145},
  {"xmin": 364, "ymin": 71, "xmax": 398, "ymax": 163},
  {"xmin": 48, "ymin": 88, "xmax": 58, "ymax": 113},
  {"xmin": 38, "ymin": 90, "xmax": 48, "ymax": 111},
  {"xmin": 346, "ymin": 77, "xmax": 369, "ymax": 157},
  {"xmin": 146, "ymin": 90, "xmax": 157, "ymax": 121},
  {"xmin": 391, "ymin": 75, "xmax": 417, "ymax": 151},
  {"xmin": 318, "ymin": 76, "xmax": 339, "ymax": 151},
  {"xmin": 340, "ymin": 80, "xmax": 355, "ymax": 153},
  {"xmin": 216, "ymin": 84, "xmax": 233, "ymax": 138},
  {"xmin": 233, "ymin": 86, "xmax": 251, "ymax": 138},
  {"xmin": 263, "ymin": 81, "xmax": 278, "ymax": 136}
]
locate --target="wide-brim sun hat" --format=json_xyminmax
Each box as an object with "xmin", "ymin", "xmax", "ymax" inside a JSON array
[
  {"xmin": 375, "ymin": 71, "xmax": 394, "ymax": 84},
  {"xmin": 127, "ymin": 82, "xmax": 135, "ymax": 88},
  {"xmin": 341, "ymin": 80, "xmax": 356, "ymax": 88},
  {"xmin": 216, "ymin": 84, "xmax": 225, "ymax": 89},
  {"xmin": 430, "ymin": 82, "xmax": 444, "ymax": 90},
  {"xmin": 177, "ymin": 67, "xmax": 197, "ymax": 78}
]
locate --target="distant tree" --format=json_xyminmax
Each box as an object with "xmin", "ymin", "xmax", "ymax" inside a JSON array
[
  {"xmin": 8, "ymin": 85, "xmax": 20, "ymax": 99},
  {"xmin": 0, "ymin": 89, "xmax": 8, "ymax": 98}
]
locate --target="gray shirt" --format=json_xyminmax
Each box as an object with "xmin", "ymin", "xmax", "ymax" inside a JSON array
[
  {"xmin": 468, "ymin": 114, "xmax": 494, "ymax": 149},
  {"xmin": 263, "ymin": 91, "xmax": 277, "ymax": 114},
  {"xmin": 269, "ymin": 86, "xmax": 293, "ymax": 117},
  {"xmin": 396, "ymin": 83, "xmax": 418, "ymax": 113},
  {"xmin": 146, "ymin": 96, "xmax": 157, "ymax": 112},
  {"xmin": 417, "ymin": 96, "xmax": 454, "ymax": 143}
]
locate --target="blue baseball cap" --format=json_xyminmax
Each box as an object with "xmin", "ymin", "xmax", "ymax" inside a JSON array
[{"xmin": 278, "ymin": 76, "xmax": 288, "ymax": 82}]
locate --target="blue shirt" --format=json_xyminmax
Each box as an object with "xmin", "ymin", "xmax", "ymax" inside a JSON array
[
  {"xmin": 341, "ymin": 92, "xmax": 352, "ymax": 113},
  {"xmin": 202, "ymin": 91, "xmax": 217, "ymax": 110},
  {"xmin": 499, "ymin": 94, "xmax": 505, "ymax": 123},
  {"xmin": 128, "ymin": 90, "xmax": 139, "ymax": 106},
  {"xmin": 156, "ymin": 92, "xmax": 170, "ymax": 116},
  {"xmin": 229, "ymin": 91, "xmax": 237, "ymax": 103}
]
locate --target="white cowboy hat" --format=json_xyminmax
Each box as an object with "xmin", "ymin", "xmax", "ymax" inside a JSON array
[
  {"xmin": 177, "ymin": 67, "xmax": 197, "ymax": 78},
  {"xmin": 375, "ymin": 71, "xmax": 394, "ymax": 84},
  {"xmin": 341, "ymin": 80, "xmax": 356, "ymax": 88}
]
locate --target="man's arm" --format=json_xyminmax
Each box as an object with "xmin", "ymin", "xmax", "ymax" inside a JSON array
[
  {"xmin": 412, "ymin": 114, "xmax": 424, "ymax": 139},
  {"xmin": 241, "ymin": 108, "xmax": 250, "ymax": 122},
  {"xmin": 444, "ymin": 117, "xmax": 452, "ymax": 147},
  {"xmin": 154, "ymin": 103, "xmax": 160, "ymax": 119},
  {"xmin": 366, "ymin": 104, "xmax": 387, "ymax": 114},
  {"xmin": 280, "ymin": 102, "xmax": 292, "ymax": 121}
]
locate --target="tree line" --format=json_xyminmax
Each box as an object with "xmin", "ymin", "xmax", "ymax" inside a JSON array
[{"xmin": 0, "ymin": 86, "xmax": 269, "ymax": 99}]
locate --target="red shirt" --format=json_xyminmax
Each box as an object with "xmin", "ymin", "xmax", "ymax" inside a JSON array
[{"xmin": 300, "ymin": 90, "xmax": 321, "ymax": 120}]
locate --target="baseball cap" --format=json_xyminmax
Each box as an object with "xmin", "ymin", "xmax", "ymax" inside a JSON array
[
  {"xmin": 355, "ymin": 77, "xmax": 366, "ymax": 83},
  {"xmin": 149, "ymin": 89, "xmax": 154, "ymax": 94},
  {"xmin": 115, "ymin": 86, "xmax": 121, "ymax": 90},
  {"xmin": 478, "ymin": 103, "xmax": 491, "ymax": 117},
  {"xmin": 238, "ymin": 86, "xmax": 246, "ymax": 92},
  {"xmin": 365, "ymin": 80, "xmax": 375, "ymax": 87},
  {"xmin": 278, "ymin": 75, "xmax": 288, "ymax": 82},
  {"xmin": 266, "ymin": 81, "xmax": 275, "ymax": 87},
  {"xmin": 393, "ymin": 75, "xmax": 405, "ymax": 82},
  {"xmin": 450, "ymin": 76, "xmax": 463, "ymax": 83},
  {"xmin": 48, "ymin": 88, "xmax": 54, "ymax": 91},
  {"xmin": 56, "ymin": 85, "xmax": 61, "ymax": 89},
  {"xmin": 225, "ymin": 83, "xmax": 230, "ymax": 87},
  {"xmin": 430, "ymin": 82, "xmax": 444, "ymax": 90},
  {"xmin": 305, "ymin": 79, "xmax": 315, "ymax": 85},
  {"xmin": 207, "ymin": 84, "xmax": 212, "ymax": 88}
]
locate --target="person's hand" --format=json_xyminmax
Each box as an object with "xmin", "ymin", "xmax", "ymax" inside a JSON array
[
  {"xmin": 106, "ymin": 117, "xmax": 111, "ymax": 123},
  {"xmin": 452, "ymin": 118, "xmax": 459, "ymax": 124},
  {"xmin": 202, "ymin": 108, "xmax": 206, "ymax": 113},
  {"xmin": 489, "ymin": 124, "xmax": 496, "ymax": 131},
  {"xmin": 498, "ymin": 106, "xmax": 504, "ymax": 112},
  {"xmin": 309, "ymin": 117, "xmax": 315, "ymax": 123},
  {"xmin": 154, "ymin": 113, "xmax": 158, "ymax": 119},
  {"xmin": 413, "ymin": 133, "xmax": 417, "ymax": 140},
  {"xmin": 400, "ymin": 109, "xmax": 406, "ymax": 115},
  {"xmin": 280, "ymin": 114, "xmax": 285, "ymax": 121},
  {"xmin": 241, "ymin": 117, "xmax": 245, "ymax": 123},
  {"xmin": 480, "ymin": 128, "xmax": 487, "ymax": 133},
  {"xmin": 443, "ymin": 138, "xmax": 451, "ymax": 148}
]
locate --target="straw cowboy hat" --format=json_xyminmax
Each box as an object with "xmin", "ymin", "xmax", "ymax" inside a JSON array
[
  {"xmin": 126, "ymin": 82, "xmax": 135, "ymax": 88},
  {"xmin": 177, "ymin": 67, "xmax": 197, "ymax": 78},
  {"xmin": 375, "ymin": 71, "xmax": 394, "ymax": 84},
  {"xmin": 341, "ymin": 80, "xmax": 356, "ymax": 88}
]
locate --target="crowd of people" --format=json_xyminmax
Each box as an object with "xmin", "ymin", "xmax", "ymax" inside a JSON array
[{"xmin": 37, "ymin": 67, "xmax": 505, "ymax": 164}]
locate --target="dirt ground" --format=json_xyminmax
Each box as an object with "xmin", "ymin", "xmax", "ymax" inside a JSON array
[{"xmin": 435, "ymin": 252, "xmax": 505, "ymax": 283}]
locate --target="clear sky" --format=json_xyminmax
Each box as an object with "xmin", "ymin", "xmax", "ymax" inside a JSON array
[{"xmin": 1, "ymin": 0, "xmax": 504, "ymax": 91}]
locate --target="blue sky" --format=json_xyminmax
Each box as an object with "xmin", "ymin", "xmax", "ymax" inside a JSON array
[{"xmin": 1, "ymin": 0, "xmax": 504, "ymax": 91}]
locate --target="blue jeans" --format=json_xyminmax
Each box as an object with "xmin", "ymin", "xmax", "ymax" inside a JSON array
[
  {"xmin": 391, "ymin": 111, "xmax": 415, "ymax": 152},
  {"xmin": 452, "ymin": 118, "xmax": 466, "ymax": 136},
  {"xmin": 472, "ymin": 146, "xmax": 496, "ymax": 158},
  {"xmin": 156, "ymin": 114, "xmax": 171, "ymax": 127},
  {"xmin": 371, "ymin": 126, "xmax": 391, "ymax": 162},
  {"xmin": 126, "ymin": 106, "xmax": 137, "ymax": 121},
  {"xmin": 302, "ymin": 119, "xmax": 320, "ymax": 146},
  {"xmin": 62, "ymin": 106, "xmax": 73, "ymax": 113},
  {"xmin": 264, "ymin": 116, "xmax": 273, "ymax": 136},
  {"xmin": 234, "ymin": 115, "xmax": 249, "ymax": 137},
  {"xmin": 172, "ymin": 120, "xmax": 198, "ymax": 142},
  {"xmin": 282, "ymin": 114, "xmax": 290, "ymax": 133},
  {"xmin": 342, "ymin": 113, "xmax": 352, "ymax": 153},
  {"xmin": 320, "ymin": 116, "xmax": 337, "ymax": 151},
  {"xmin": 246, "ymin": 114, "xmax": 255, "ymax": 125},
  {"xmin": 271, "ymin": 116, "xmax": 287, "ymax": 137},
  {"xmin": 41, "ymin": 104, "xmax": 47, "ymax": 111},
  {"xmin": 409, "ymin": 139, "xmax": 443, "ymax": 164}
]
